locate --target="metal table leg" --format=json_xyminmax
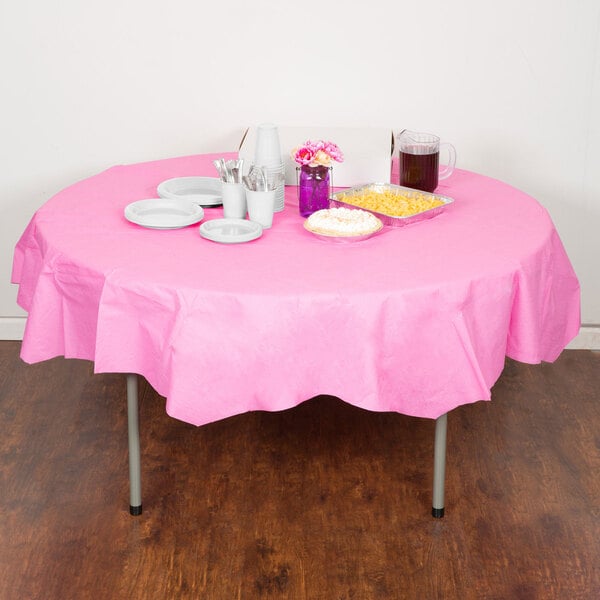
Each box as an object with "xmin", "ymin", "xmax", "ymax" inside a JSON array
[
  {"xmin": 126, "ymin": 374, "xmax": 142, "ymax": 516},
  {"xmin": 432, "ymin": 412, "xmax": 448, "ymax": 518},
  {"xmin": 125, "ymin": 374, "xmax": 446, "ymax": 518}
]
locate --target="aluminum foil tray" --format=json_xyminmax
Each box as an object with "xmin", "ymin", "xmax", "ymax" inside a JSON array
[{"xmin": 330, "ymin": 182, "xmax": 454, "ymax": 228}]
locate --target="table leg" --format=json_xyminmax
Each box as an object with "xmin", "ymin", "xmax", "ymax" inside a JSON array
[
  {"xmin": 432, "ymin": 412, "xmax": 448, "ymax": 518},
  {"xmin": 126, "ymin": 374, "xmax": 142, "ymax": 516}
]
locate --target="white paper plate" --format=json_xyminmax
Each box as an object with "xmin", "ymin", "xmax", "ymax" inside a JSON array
[
  {"xmin": 124, "ymin": 198, "xmax": 204, "ymax": 229},
  {"xmin": 199, "ymin": 218, "xmax": 262, "ymax": 244},
  {"xmin": 157, "ymin": 176, "xmax": 222, "ymax": 207}
]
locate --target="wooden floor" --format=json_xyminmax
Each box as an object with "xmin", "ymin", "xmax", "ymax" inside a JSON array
[{"xmin": 0, "ymin": 341, "xmax": 599, "ymax": 599}]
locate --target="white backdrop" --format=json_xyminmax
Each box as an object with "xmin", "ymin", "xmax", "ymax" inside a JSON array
[{"xmin": 1, "ymin": 0, "xmax": 599, "ymax": 345}]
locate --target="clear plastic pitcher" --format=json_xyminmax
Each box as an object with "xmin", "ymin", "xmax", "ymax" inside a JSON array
[{"xmin": 397, "ymin": 130, "xmax": 456, "ymax": 192}]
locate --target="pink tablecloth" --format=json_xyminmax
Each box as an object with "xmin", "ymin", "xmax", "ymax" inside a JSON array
[{"xmin": 12, "ymin": 153, "xmax": 580, "ymax": 426}]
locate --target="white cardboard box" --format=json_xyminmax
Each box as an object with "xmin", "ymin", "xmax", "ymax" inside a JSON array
[{"xmin": 238, "ymin": 126, "xmax": 393, "ymax": 187}]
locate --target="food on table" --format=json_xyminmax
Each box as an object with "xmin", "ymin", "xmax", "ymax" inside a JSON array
[
  {"xmin": 336, "ymin": 188, "xmax": 444, "ymax": 217},
  {"xmin": 304, "ymin": 207, "xmax": 383, "ymax": 237}
]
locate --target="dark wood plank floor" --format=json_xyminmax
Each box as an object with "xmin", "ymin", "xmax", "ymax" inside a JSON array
[{"xmin": 0, "ymin": 341, "xmax": 599, "ymax": 599}]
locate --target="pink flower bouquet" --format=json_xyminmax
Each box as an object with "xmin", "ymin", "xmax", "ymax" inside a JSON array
[{"xmin": 291, "ymin": 140, "xmax": 344, "ymax": 168}]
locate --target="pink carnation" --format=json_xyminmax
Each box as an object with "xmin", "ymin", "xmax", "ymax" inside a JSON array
[{"xmin": 322, "ymin": 141, "xmax": 344, "ymax": 162}]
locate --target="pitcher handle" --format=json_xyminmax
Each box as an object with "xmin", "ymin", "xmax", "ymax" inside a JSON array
[{"xmin": 439, "ymin": 142, "xmax": 456, "ymax": 181}]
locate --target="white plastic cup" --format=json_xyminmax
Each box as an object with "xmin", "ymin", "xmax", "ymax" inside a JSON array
[
  {"xmin": 254, "ymin": 123, "xmax": 282, "ymax": 167},
  {"xmin": 253, "ymin": 163, "xmax": 285, "ymax": 212},
  {"xmin": 246, "ymin": 189, "xmax": 276, "ymax": 228},
  {"xmin": 222, "ymin": 182, "xmax": 247, "ymax": 219}
]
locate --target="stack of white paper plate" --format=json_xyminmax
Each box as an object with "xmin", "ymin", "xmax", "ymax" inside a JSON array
[{"xmin": 157, "ymin": 177, "xmax": 222, "ymax": 207}]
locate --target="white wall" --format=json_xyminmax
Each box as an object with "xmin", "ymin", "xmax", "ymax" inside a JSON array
[{"xmin": 2, "ymin": 0, "xmax": 599, "ymax": 342}]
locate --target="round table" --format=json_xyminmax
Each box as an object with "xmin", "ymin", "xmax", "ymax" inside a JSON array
[{"xmin": 12, "ymin": 152, "xmax": 580, "ymax": 516}]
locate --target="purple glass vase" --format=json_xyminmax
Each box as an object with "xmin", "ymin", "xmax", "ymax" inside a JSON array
[{"xmin": 297, "ymin": 165, "xmax": 331, "ymax": 217}]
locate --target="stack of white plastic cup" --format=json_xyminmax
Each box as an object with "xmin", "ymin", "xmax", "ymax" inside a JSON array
[{"xmin": 254, "ymin": 123, "xmax": 285, "ymax": 212}]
